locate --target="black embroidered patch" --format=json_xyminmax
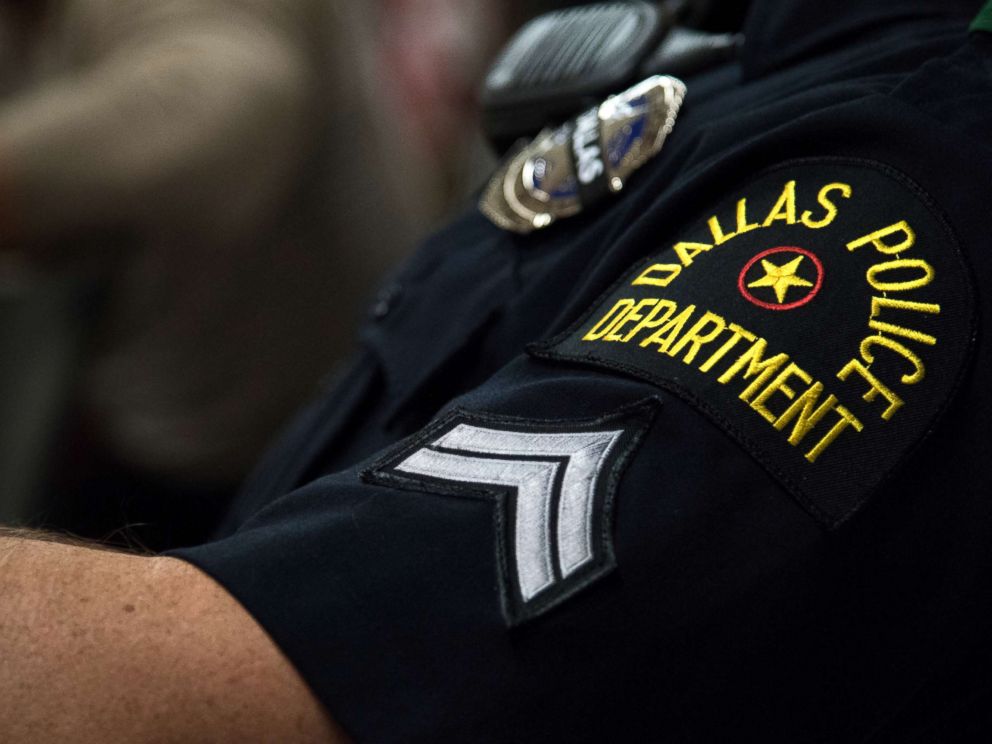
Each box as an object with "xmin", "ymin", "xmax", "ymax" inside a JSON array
[
  {"xmin": 529, "ymin": 159, "xmax": 976, "ymax": 528},
  {"xmin": 362, "ymin": 400, "xmax": 658, "ymax": 625}
]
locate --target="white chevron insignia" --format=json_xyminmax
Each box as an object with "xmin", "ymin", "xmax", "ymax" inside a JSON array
[{"xmin": 394, "ymin": 425, "xmax": 625, "ymax": 603}]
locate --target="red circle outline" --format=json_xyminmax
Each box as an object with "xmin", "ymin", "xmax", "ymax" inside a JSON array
[{"xmin": 737, "ymin": 246, "xmax": 824, "ymax": 311}]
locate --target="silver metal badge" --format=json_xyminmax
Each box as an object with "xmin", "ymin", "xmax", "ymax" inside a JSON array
[{"xmin": 480, "ymin": 75, "xmax": 687, "ymax": 234}]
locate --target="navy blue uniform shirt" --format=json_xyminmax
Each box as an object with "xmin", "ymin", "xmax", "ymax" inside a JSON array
[{"xmin": 174, "ymin": 1, "xmax": 992, "ymax": 740}]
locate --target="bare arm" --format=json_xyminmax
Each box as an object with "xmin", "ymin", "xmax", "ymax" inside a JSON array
[{"xmin": 0, "ymin": 530, "xmax": 347, "ymax": 742}]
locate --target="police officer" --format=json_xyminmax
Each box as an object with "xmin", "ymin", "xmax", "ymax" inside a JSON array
[{"xmin": 1, "ymin": 0, "xmax": 991, "ymax": 741}]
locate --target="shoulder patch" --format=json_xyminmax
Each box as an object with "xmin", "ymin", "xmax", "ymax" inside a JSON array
[
  {"xmin": 362, "ymin": 400, "xmax": 658, "ymax": 625},
  {"xmin": 530, "ymin": 159, "xmax": 976, "ymax": 528}
]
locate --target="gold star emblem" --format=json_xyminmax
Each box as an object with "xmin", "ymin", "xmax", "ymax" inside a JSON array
[{"xmin": 747, "ymin": 255, "xmax": 814, "ymax": 304}]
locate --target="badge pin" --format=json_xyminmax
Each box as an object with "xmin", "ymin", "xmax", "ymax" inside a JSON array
[{"xmin": 480, "ymin": 75, "xmax": 686, "ymax": 234}]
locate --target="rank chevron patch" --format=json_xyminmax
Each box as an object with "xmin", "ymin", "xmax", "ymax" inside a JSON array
[{"xmin": 362, "ymin": 400, "xmax": 657, "ymax": 625}]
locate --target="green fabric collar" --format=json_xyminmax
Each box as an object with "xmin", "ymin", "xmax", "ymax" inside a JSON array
[{"xmin": 972, "ymin": 0, "xmax": 992, "ymax": 33}]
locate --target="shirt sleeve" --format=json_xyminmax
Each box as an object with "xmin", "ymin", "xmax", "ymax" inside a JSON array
[{"xmin": 170, "ymin": 357, "xmax": 919, "ymax": 743}]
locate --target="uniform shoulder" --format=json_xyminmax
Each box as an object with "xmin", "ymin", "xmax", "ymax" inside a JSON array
[{"xmin": 888, "ymin": 33, "xmax": 992, "ymax": 153}]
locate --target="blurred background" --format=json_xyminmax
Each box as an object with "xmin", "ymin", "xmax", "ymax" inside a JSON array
[{"xmin": 0, "ymin": 0, "xmax": 582, "ymax": 550}]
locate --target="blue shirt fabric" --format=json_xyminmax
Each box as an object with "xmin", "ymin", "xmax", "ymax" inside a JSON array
[{"xmin": 174, "ymin": 1, "xmax": 992, "ymax": 740}]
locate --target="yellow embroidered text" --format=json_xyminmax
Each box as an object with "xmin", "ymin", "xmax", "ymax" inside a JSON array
[{"xmin": 582, "ymin": 299, "xmax": 863, "ymax": 462}]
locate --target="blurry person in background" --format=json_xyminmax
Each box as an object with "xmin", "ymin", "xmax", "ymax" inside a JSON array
[
  {"xmin": 376, "ymin": 0, "xmax": 506, "ymax": 212},
  {"xmin": 371, "ymin": 0, "xmax": 595, "ymax": 219},
  {"xmin": 0, "ymin": 0, "xmax": 442, "ymax": 548}
]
